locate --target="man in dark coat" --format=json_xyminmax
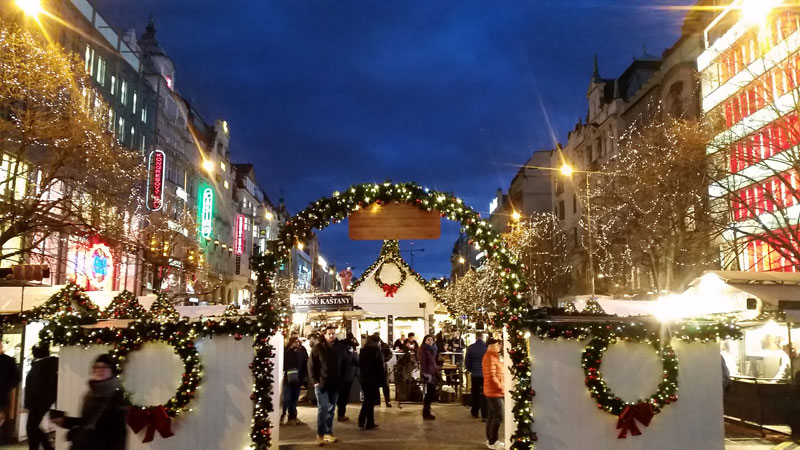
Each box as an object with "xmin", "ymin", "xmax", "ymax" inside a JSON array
[
  {"xmin": 25, "ymin": 345, "xmax": 58, "ymax": 450},
  {"xmin": 0, "ymin": 340, "xmax": 20, "ymax": 444},
  {"xmin": 308, "ymin": 326, "xmax": 342, "ymax": 445},
  {"xmin": 282, "ymin": 337, "xmax": 307, "ymax": 425},
  {"xmin": 55, "ymin": 354, "xmax": 127, "ymax": 450},
  {"xmin": 358, "ymin": 335, "xmax": 385, "ymax": 430},
  {"xmin": 419, "ymin": 335, "xmax": 439, "ymax": 420},
  {"xmin": 465, "ymin": 332, "xmax": 488, "ymax": 420},
  {"xmin": 335, "ymin": 333, "xmax": 358, "ymax": 422}
]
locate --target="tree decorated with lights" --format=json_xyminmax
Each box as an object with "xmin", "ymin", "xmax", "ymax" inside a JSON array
[
  {"xmin": 102, "ymin": 290, "xmax": 149, "ymax": 319},
  {"xmin": 0, "ymin": 22, "xmax": 143, "ymax": 267},
  {"xmin": 504, "ymin": 212, "xmax": 571, "ymax": 306},
  {"xmin": 442, "ymin": 263, "xmax": 505, "ymax": 324},
  {"xmin": 590, "ymin": 113, "xmax": 716, "ymax": 295}
]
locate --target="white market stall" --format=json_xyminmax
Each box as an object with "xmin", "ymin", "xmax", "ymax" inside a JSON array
[{"xmin": 350, "ymin": 241, "xmax": 443, "ymax": 343}]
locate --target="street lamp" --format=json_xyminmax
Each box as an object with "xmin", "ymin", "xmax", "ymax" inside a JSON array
[
  {"xmin": 559, "ymin": 162, "xmax": 597, "ymax": 300},
  {"xmin": 741, "ymin": 0, "xmax": 782, "ymax": 26},
  {"xmin": 511, "ymin": 210, "xmax": 521, "ymax": 222}
]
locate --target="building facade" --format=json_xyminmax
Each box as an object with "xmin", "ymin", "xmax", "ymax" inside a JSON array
[{"xmin": 699, "ymin": 0, "xmax": 800, "ymax": 273}]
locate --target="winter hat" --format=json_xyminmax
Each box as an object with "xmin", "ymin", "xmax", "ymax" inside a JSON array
[{"xmin": 95, "ymin": 353, "xmax": 120, "ymax": 375}]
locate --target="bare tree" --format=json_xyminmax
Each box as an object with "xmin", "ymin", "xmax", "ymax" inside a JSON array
[
  {"xmin": 0, "ymin": 22, "xmax": 143, "ymax": 266},
  {"xmin": 504, "ymin": 212, "xmax": 571, "ymax": 306}
]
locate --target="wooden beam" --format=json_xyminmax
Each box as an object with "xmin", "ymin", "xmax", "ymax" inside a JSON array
[{"xmin": 349, "ymin": 203, "xmax": 440, "ymax": 240}]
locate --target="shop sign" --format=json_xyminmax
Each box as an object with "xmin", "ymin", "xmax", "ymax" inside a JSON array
[
  {"xmin": 146, "ymin": 150, "xmax": 166, "ymax": 211},
  {"xmin": 235, "ymin": 214, "xmax": 245, "ymax": 255},
  {"xmin": 290, "ymin": 293, "xmax": 353, "ymax": 311},
  {"xmin": 200, "ymin": 186, "xmax": 213, "ymax": 239},
  {"xmin": 349, "ymin": 202, "xmax": 440, "ymax": 240}
]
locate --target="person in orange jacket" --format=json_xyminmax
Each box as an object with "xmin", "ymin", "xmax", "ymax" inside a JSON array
[{"xmin": 482, "ymin": 337, "xmax": 504, "ymax": 449}]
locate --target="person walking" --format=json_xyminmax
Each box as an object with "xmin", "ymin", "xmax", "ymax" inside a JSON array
[
  {"xmin": 53, "ymin": 354, "xmax": 128, "ymax": 450},
  {"xmin": 24, "ymin": 345, "xmax": 58, "ymax": 450},
  {"xmin": 465, "ymin": 332, "xmax": 488, "ymax": 420},
  {"xmin": 336, "ymin": 333, "xmax": 359, "ymax": 422},
  {"xmin": 0, "ymin": 341, "xmax": 20, "ymax": 444},
  {"xmin": 482, "ymin": 338, "xmax": 504, "ymax": 449},
  {"xmin": 282, "ymin": 337, "xmax": 307, "ymax": 426},
  {"xmin": 308, "ymin": 326, "xmax": 342, "ymax": 446},
  {"xmin": 303, "ymin": 333, "xmax": 320, "ymax": 405},
  {"xmin": 358, "ymin": 335, "xmax": 384, "ymax": 430},
  {"xmin": 419, "ymin": 334, "xmax": 439, "ymax": 420}
]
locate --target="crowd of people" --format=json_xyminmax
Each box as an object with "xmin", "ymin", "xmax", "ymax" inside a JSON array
[{"xmin": 285, "ymin": 325, "xmax": 506, "ymax": 448}]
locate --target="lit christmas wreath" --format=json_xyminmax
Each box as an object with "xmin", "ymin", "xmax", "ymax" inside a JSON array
[
  {"xmin": 374, "ymin": 258, "xmax": 407, "ymax": 297},
  {"xmin": 581, "ymin": 336, "xmax": 678, "ymax": 439},
  {"xmin": 110, "ymin": 338, "xmax": 202, "ymax": 442}
]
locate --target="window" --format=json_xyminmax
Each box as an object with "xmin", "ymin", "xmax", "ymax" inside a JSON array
[
  {"xmin": 224, "ymin": 180, "xmax": 230, "ymax": 189},
  {"xmin": 573, "ymin": 194, "xmax": 578, "ymax": 213},
  {"xmin": 139, "ymin": 135, "xmax": 146, "ymax": 152},
  {"xmin": 141, "ymin": 106, "xmax": 147, "ymax": 124},
  {"xmin": 120, "ymin": 80, "xmax": 128, "ymax": 106},
  {"xmin": 84, "ymin": 45, "xmax": 95, "ymax": 75},
  {"xmin": 130, "ymin": 126, "xmax": 135, "ymax": 146},
  {"xmin": 107, "ymin": 110, "xmax": 114, "ymax": 132},
  {"xmin": 110, "ymin": 75, "xmax": 117, "ymax": 96},
  {"xmin": 95, "ymin": 56, "xmax": 106, "ymax": 86},
  {"xmin": 573, "ymin": 228, "xmax": 579, "ymax": 248},
  {"xmin": 558, "ymin": 200, "xmax": 565, "ymax": 220},
  {"xmin": 220, "ymin": 161, "xmax": 226, "ymax": 171},
  {"xmin": 117, "ymin": 117, "xmax": 125, "ymax": 141},
  {"xmin": 132, "ymin": 91, "xmax": 137, "ymax": 114}
]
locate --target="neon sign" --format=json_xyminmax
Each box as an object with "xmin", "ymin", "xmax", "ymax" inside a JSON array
[
  {"xmin": 146, "ymin": 150, "xmax": 166, "ymax": 211},
  {"xmin": 235, "ymin": 214, "xmax": 245, "ymax": 255},
  {"xmin": 200, "ymin": 186, "xmax": 213, "ymax": 239}
]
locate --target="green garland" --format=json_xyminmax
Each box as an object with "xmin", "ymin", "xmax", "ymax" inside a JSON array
[
  {"xmin": 111, "ymin": 337, "xmax": 201, "ymax": 418},
  {"xmin": 149, "ymin": 293, "xmax": 180, "ymax": 321},
  {"xmin": 581, "ymin": 336, "xmax": 678, "ymax": 438},
  {"xmin": 25, "ymin": 283, "xmax": 100, "ymax": 325},
  {"xmin": 103, "ymin": 290, "xmax": 149, "ymax": 319},
  {"xmin": 265, "ymin": 182, "xmax": 533, "ymax": 448},
  {"xmin": 223, "ymin": 303, "xmax": 241, "ymax": 317}
]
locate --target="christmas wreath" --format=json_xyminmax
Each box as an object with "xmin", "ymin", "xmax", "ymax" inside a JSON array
[
  {"xmin": 374, "ymin": 258, "xmax": 406, "ymax": 297},
  {"xmin": 581, "ymin": 336, "xmax": 678, "ymax": 439},
  {"xmin": 110, "ymin": 337, "xmax": 202, "ymax": 442}
]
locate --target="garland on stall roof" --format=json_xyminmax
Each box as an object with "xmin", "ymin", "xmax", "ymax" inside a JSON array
[
  {"xmin": 582, "ymin": 336, "xmax": 677, "ymax": 439},
  {"xmin": 25, "ymin": 282, "xmax": 101, "ymax": 325},
  {"xmin": 149, "ymin": 293, "xmax": 180, "ymax": 321},
  {"xmin": 265, "ymin": 182, "xmax": 535, "ymax": 448},
  {"xmin": 103, "ymin": 290, "xmax": 149, "ymax": 319},
  {"xmin": 223, "ymin": 303, "xmax": 241, "ymax": 317}
]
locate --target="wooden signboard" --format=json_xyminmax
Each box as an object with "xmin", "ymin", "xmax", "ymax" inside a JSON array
[{"xmin": 349, "ymin": 202, "xmax": 441, "ymax": 240}]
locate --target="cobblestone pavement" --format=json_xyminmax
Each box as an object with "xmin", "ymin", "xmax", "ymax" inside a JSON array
[{"xmin": 0, "ymin": 404, "xmax": 793, "ymax": 449}]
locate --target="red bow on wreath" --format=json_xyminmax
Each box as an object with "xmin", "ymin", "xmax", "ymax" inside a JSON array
[
  {"xmin": 382, "ymin": 284, "xmax": 398, "ymax": 297},
  {"xmin": 128, "ymin": 405, "xmax": 175, "ymax": 443},
  {"xmin": 616, "ymin": 402, "xmax": 654, "ymax": 439}
]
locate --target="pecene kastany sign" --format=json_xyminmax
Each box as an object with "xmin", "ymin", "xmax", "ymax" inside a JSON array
[{"xmin": 290, "ymin": 293, "xmax": 353, "ymax": 311}]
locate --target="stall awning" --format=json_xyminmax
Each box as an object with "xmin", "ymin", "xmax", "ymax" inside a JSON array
[{"xmin": 689, "ymin": 271, "xmax": 800, "ymax": 307}]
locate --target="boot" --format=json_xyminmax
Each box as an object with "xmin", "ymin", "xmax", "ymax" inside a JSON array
[{"xmin": 422, "ymin": 406, "xmax": 435, "ymax": 420}]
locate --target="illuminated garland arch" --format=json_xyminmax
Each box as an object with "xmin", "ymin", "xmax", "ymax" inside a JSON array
[{"xmin": 254, "ymin": 181, "xmax": 534, "ymax": 448}]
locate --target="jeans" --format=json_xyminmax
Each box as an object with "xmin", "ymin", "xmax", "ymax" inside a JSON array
[
  {"xmin": 337, "ymin": 379, "xmax": 353, "ymax": 418},
  {"xmin": 470, "ymin": 375, "xmax": 487, "ymax": 418},
  {"xmin": 283, "ymin": 383, "xmax": 301, "ymax": 420},
  {"xmin": 486, "ymin": 397, "xmax": 504, "ymax": 445},
  {"xmin": 314, "ymin": 385, "xmax": 339, "ymax": 437},
  {"xmin": 359, "ymin": 383, "xmax": 379, "ymax": 428},
  {"xmin": 26, "ymin": 408, "xmax": 52, "ymax": 450}
]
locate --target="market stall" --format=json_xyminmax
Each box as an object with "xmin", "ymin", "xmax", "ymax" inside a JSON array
[{"xmin": 350, "ymin": 241, "xmax": 444, "ymax": 344}]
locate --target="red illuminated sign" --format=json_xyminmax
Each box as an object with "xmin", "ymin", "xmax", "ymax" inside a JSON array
[
  {"xmin": 235, "ymin": 214, "xmax": 245, "ymax": 255},
  {"xmin": 146, "ymin": 150, "xmax": 165, "ymax": 211}
]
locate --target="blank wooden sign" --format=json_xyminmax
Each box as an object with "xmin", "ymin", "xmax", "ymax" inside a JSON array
[{"xmin": 349, "ymin": 202, "xmax": 441, "ymax": 240}]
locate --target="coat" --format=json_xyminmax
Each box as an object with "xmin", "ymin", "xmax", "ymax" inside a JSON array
[
  {"xmin": 337, "ymin": 341, "xmax": 359, "ymax": 382},
  {"xmin": 359, "ymin": 343, "xmax": 385, "ymax": 389},
  {"xmin": 25, "ymin": 356, "xmax": 58, "ymax": 410},
  {"xmin": 482, "ymin": 348, "xmax": 504, "ymax": 398},
  {"xmin": 465, "ymin": 340, "xmax": 487, "ymax": 377},
  {"xmin": 0, "ymin": 353, "xmax": 19, "ymax": 408},
  {"xmin": 419, "ymin": 343, "xmax": 438, "ymax": 380},
  {"xmin": 284, "ymin": 347, "xmax": 307, "ymax": 386},
  {"xmin": 308, "ymin": 340, "xmax": 342, "ymax": 390},
  {"xmin": 64, "ymin": 377, "xmax": 128, "ymax": 450}
]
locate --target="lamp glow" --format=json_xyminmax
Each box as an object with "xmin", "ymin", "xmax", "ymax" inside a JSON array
[
  {"xmin": 16, "ymin": 0, "xmax": 42, "ymax": 17},
  {"xmin": 560, "ymin": 163, "xmax": 574, "ymax": 177},
  {"xmin": 741, "ymin": 0, "xmax": 782, "ymax": 26},
  {"xmin": 458, "ymin": 256, "xmax": 466, "ymax": 264},
  {"xmin": 202, "ymin": 159, "xmax": 214, "ymax": 172},
  {"xmin": 511, "ymin": 211, "xmax": 521, "ymax": 222}
]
